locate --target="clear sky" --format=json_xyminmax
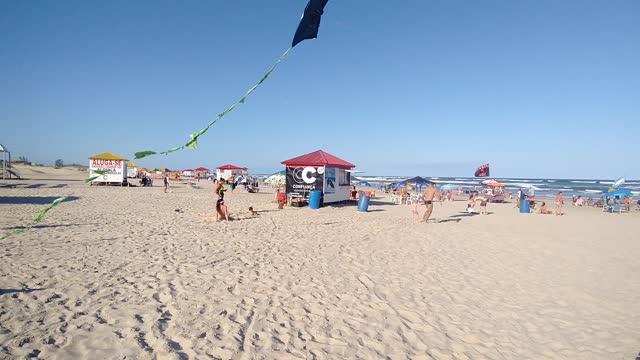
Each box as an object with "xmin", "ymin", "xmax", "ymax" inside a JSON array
[{"xmin": 1, "ymin": 0, "xmax": 638, "ymax": 179}]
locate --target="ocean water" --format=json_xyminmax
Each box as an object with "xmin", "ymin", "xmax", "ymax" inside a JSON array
[{"xmin": 352, "ymin": 176, "xmax": 640, "ymax": 198}]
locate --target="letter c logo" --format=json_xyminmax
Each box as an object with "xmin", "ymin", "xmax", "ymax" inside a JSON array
[{"xmin": 302, "ymin": 167, "xmax": 317, "ymax": 184}]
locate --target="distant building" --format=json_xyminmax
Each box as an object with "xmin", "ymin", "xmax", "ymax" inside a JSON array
[{"xmin": 216, "ymin": 164, "xmax": 248, "ymax": 181}]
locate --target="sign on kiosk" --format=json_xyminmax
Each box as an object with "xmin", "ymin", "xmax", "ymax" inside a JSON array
[{"xmin": 88, "ymin": 153, "xmax": 128, "ymax": 184}]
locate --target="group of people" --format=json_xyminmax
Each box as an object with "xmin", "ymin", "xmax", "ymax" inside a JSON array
[
  {"xmin": 407, "ymin": 184, "xmax": 491, "ymax": 223},
  {"xmin": 139, "ymin": 175, "xmax": 153, "ymax": 187}
]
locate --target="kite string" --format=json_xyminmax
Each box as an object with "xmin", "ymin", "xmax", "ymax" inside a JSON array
[{"xmin": 135, "ymin": 47, "xmax": 293, "ymax": 160}]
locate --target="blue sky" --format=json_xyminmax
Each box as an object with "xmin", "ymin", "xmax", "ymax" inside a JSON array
[{"xmin": 1, "ymin": 0, "xmax": 638, "ymax": 179}]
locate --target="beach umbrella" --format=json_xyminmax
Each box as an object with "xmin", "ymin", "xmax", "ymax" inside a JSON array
[
  {"xmin": 440, "ymin": 184, "xmax": 457, "ymax": 191},
  {"xmin": 398, "ymin": 176, "xmax": 433, "ymax": 192},
  {"xmin": 605, "ymin": 189, "xmax": 632, "ymax": 197},
  {"xmin": 356, "ymin": 181, "xmax": 372, "ymax": 187},
  {"xmin": 612, "ymin": 177, "xmax": 625, "ymax": 188},
  {"xmin": 481, "ymin": 179, "xmax": 498, "ymax": 185},
  {"xmin": 265, "ymin": 174, "xmax": 285, "ymax": 186}
]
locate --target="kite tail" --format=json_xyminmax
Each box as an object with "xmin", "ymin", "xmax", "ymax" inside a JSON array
[
  {"xmin": 135, "ymin": 47, "xmax": 293, "ymax": 159},
  {"xmin": 1, "ymin": 195, "xmax": 71, "ymax": 240}
]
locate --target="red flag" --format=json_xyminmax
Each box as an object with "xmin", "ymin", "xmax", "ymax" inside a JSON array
[{"xmin": 475, "ymin": 164, "xmax": 490, "ymax": 177}]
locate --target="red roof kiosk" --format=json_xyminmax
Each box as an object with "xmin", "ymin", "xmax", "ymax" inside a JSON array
[{"xmin": 280, "ymin": 150, "xmax": 355, "ymax": 205}]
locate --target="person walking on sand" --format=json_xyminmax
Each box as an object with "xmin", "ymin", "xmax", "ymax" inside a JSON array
[
  {"xmin": 476, "ymin": 195, "xmax": 488, "ymax": 215},
  {"xmin": 411, "ymin": 200, "xmax": 420, "ymax": 222},
  {"xmin": 421, "ymin": 182, "xmax": 441, "ymax": 223},
  {"xmin": 555, "ymin": 191, "xmax": 564, "ymax": 215},
  {"xmin": 163, "ymin": 176, "xmax": 169, "ymax": 193},
  {"xmin": 215, "ymin": 179, "xmax": 226, "ymax": 200}
]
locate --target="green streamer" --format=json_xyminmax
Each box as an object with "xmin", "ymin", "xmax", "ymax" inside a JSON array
[
  {"xmin": 84, "ymin": 170, "xmax": 110, "ymax": 184},
  {"xmin": 34, "ymin": 195, "xmax": 70, "ymax": 222},
  {"xmin": 1, "ymin": 195, "xmax": 71, "ymax": 240},
  {"xmin": 2, "ymin": 170, "xmax": 111, "ymax": 240},
  {"xmin": 135, "ymin": 47, "xmax": 293, "ymax": 159}
]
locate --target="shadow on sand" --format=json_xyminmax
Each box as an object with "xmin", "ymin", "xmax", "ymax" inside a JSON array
[
  {"xmin": 2, "ymin": 223, "xmax": 97, "ymax": 231},
  {"xmin": 0, "ymin": 196, "xmax": 80, "ymax": 205},
  {"xmin": 0, "ymin": 288, "xmax": 46, "ymax": 296}
]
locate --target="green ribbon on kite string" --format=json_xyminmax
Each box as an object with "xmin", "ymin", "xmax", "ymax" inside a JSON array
[
  {"xmin": 1, "ymin": 195, "xmax": 70, "ymax": 240},
  {"xmin": 134, "ymin": 47, "xmax": 293, "ymax": 159},
  {"xmin": 1, "ymin": 170, "xmax": 109, "ymax": 240}
]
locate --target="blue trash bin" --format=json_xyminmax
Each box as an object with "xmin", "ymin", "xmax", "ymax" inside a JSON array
[
  {"xmin": 308, "ymin": 190, "xmax": 322, "ymax": 209},
  {"xmin": 519, "ymin": 199, "xmax": 530, "ymax": 213},
  {"xmin": 357, "ymin": 195, "xmax": 370, "ymax": 212}
]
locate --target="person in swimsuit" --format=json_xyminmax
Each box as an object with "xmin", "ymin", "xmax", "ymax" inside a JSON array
[
  {"xmin": 555, "ymin": 192, "xmax": 564, "ymax": 215},
  {"xmin": 216, "ymin": 198, "xmax": 229, "ymax": 221},
  {"xmin": 421, "ymin": 182, "xmax": 440, "ymax": 223},
  {"xmin": 215, "ymin": 179, "xmax": 226, "ymax": 200},
  {"xmin": 479, "ymin": 197, "xmax": 488, "ymax": 215},
  {"xmin": 411, "ymin": 200, "xmax": 420, "ymax": 222},
  {"xmin": 539, "ymin": 201, "xmax": 552, "ymax": 214}
]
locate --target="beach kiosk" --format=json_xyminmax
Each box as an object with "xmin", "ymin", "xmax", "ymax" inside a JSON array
[
  {"xmin": 280, "ymin": 150, "xmax": 356, "ymax": 206},
  {"xmin": 127, "ymin": 162, "xmax": 138, "ymax": 178},
  {"xmin": 88, "ymin": 152, "xmax": 128, "ymax": 186},
  {"xmin": 216, "ymin": 164, "xmax": 247, "ymax": 181}
]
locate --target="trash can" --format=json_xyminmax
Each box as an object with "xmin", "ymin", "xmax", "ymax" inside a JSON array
[
  {"xmin": 519, "ymin": 199, "xmax": 530, "ymax": 213},
  {"xmin": 308, "ymin": 190, "xmax": 322, "ymax": 209},
  {"xmin": 358, "ymin": 195, "xmax": 370, "ymax": 212}
]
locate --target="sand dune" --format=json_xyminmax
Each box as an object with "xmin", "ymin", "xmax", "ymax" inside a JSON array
[{"xmin": 1, "ymin": 168, "xmax": 639, "ymax": 359}]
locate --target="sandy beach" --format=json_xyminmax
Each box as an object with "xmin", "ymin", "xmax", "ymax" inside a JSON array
[{"xmin": 1, "ymin": 165, "xmax": 639, "ymax": 359}]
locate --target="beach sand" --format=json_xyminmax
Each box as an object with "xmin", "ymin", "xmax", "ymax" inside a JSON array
[{"xmin": 1, "ymin": 165, "xmax": 639, "ymax": 359}]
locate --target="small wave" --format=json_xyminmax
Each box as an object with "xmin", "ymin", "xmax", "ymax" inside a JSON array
[
  {"xmin": 632, "ymin": 191, "xmax": 640, "ymax": 195},
  {"xmin": 571, "ymin": 180, "xmax": 597, "ymax": 184},
  {"xmin": 431, "ymin": 180, "xmax": 479, "ymax": 185},
  {"xmin": 584, "ymin": 189, "xmax": 602, "ymax": 193},
  {"xmin": 599, "ymin": 181, "xmax": 614, "ymax": 185},
  {"xmin": 559, "ymin": 188, "xmax": 574, "ymax": 191},
  {"xmin": 547, "ymin": 180, "xmax": 556, "ymax": 182},
  {"xmin": 507, "ymin": 183, "xmax": 544, "ymax": 190}
]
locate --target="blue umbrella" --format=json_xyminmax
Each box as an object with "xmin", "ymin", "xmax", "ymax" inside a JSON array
[{"xmin": 605, "ymin": 189, "xmax": 632, "ymax": 197}]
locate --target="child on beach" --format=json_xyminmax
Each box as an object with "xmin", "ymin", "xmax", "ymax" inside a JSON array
[
  {"xmin": 216, "ymin": 198, "xmax": 229, "ymax": 221},
  {"xmin": 215, "ymin": 179, "xmax": 226, "ymax": 199},
  {"xmin": 539, "ymin": 201, "xmax": 552, "ymax": 214},
  {"xmin": 555, "ymin": 192, "xmax": 564, "ymax": 215},
  {"xmin": 479, "ymin": 197, "xmax": 488, "ymax": 215},
  {"xmin": 411, "ymin": 201, "xmax": 420, "ymax": 221}
]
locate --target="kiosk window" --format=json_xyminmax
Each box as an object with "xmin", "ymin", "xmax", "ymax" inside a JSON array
[{"xmin": 338, "ymin": 169, "xmax": 351, "ymax": 186}]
